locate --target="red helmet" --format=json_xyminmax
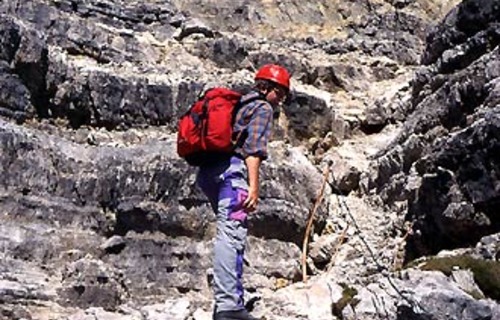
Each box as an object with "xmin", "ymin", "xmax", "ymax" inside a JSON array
[{"xmin": 255, "ymin": 64, "xmax": 290, "ymax": 90}]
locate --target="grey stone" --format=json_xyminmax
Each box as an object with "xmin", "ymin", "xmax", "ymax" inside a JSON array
[
  {"xmin": 58, "ymin": 258, "xmax": 126, "ymax": 311},
  {"xmin": 451, "ymin": 270, "xmax": 484, "ymax": 299},
  {"xmin": 395, "ymin": 271, "xmax": 494, "ymax": 320},
  {"xmin": 362, "ymin": 1, "xmax": 500, "ymax": 258},
  {"xmin": 100, "ymin": 235, "xmax": 126, "ymax": 254},
  {"xmin": 174, "ymin": 18, "xmax": 215, "ymax": 41},
  {"xmin": 1, "ymin": 0, "xmax": 499, "ymax": 319}
]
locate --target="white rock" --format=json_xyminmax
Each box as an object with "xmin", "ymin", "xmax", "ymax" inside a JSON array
[
  {"xmin": 451, "ymin": 270, "xmax": 484, "ymax": 298},
  {"xmin": 141, "ymin": 299, "xmax": 191, "ymax": 320},
  {"xmin": 258, "ymin": 279, "xmax": 343, "ymax": 319},
  {"xmin": 192, "ymin": 308, "xmax": 212, "ymax": 320}
]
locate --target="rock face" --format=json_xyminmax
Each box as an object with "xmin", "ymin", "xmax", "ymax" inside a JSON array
[
  {"xmin": 0, "ymin": 0, "xmax": 337, "ymax": 137},
  {"xmin": 0, "ymin": 15, "xmax": 45, "ymax": 122},
  {"xmin": 2, "ymin": 0, "xmax": 499, "ymax": 319},
  {"xmin": 0, "ymin": 117, "xmax": 324, "ymax": 311},
  {"xmin": 347, "ymin": 270, "xmax": 500, "ymax": 320},
  {"xmin": 363, "ymin": 0, "xmax": 500, "ymax": 259}
]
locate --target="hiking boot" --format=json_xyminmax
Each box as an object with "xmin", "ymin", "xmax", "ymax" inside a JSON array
[{"xmin": 213, "ymin": 309, "xmax": 259, "ymax": 320}]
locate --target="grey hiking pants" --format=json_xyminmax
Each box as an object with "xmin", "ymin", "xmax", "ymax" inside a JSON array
[{"xmin": 197, "ymin": 156, "xmax": 249, "ymax": 312}]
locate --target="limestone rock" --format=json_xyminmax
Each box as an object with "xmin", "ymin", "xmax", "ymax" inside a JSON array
[
  {"xmin": 362, "ymin": 0, "xmax": 500, "ymax": 258},
  {"xmin": 58, "ymin": 258, "xmax": 127, "ymax": 311},
  {"xmin": 2, "ymin": 0, "xmax": 497, "ymax": 319}
]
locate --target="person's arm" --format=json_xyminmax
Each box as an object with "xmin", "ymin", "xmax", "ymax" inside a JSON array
[
  {"xmin": 243, "ymin": 155, "xmax": 262, "ymax": 212},
  {"xmin": 240, "ymin": 102, "xmax": 273, "ymax": 212}
]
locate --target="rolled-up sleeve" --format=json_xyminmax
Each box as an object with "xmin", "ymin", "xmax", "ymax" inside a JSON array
[{"xmin": 242, "ymin": 104, "xmax": 273, "ymax": 160}]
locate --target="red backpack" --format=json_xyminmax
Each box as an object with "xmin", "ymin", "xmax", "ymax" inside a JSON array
[{"xmin": 177, "ymin": 87, "xmax": 243, "ymax": 166}]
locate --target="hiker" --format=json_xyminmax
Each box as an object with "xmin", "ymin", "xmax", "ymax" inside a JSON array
[{"xmin": 196, "ymin": 64, "xmax": 291, "ymax": 320}]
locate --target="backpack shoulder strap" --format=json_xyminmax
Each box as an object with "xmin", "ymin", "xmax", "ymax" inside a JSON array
[
  {"xmin": 239, "ymin": 91, "xmax": 265, "ymax": 106},
  {"xmin": 232, "ymin": 91, "xmax": 266, "ymax": 123}
]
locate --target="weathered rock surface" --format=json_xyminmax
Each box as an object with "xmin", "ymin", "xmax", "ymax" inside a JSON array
[
  {"xmin": 0, "ymin": 118, "xmax": 325, "ymax": 240},
  {"xmin": 363, "ymin": 0, "xmax": 500, "ymax": 259},
  {"xmin": 1, "ymin": 1, "xmax": 337, "ymax": 139},
  {"xmin": 0, "ymin": 15, "xmax": 44, "ymax": 121},
  {"xmin": 0, "ymin": 115, "xmax": 322, "ymax": 317},
  {"xmin": 3, "ymin": 0, "xmax": 499, "ymax": 319},
  {"xmin": 343, "ymin": 270, "xmax": 500, "ymax": 320}
]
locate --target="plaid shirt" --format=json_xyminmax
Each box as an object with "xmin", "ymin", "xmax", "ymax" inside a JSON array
[{"xmin": 232, "ymin": 92, "xmax": 273, "ymax": 160}]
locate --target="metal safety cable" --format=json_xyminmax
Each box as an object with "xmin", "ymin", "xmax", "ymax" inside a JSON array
[{"xmin": 322, "ymin": 165, "xmax": 430, "ymax": 315}]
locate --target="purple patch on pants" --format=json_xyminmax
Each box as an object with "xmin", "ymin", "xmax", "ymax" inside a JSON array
[
  {"xmin": 218, "ymin": 185, "xmax": 248, "ymax": 221},
  {"xmin": 229, "ymin": 188, "xmax": 248, "ymax": 221}
]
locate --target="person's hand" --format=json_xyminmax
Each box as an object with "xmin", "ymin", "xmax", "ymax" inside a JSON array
[
  {"xmin": 243, "ymin": 185, "xmax": 259, "ymax": 212},
  {"xmin": 244, "ymin": 155, "xmax": 261, "ymax": 213}
]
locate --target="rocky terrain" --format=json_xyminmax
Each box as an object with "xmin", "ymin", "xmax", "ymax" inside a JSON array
[{"xmin": 0, "ymin": 0, "xmax": 499, "ymax": 319}]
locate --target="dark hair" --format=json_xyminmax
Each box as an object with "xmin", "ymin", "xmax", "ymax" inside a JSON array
[
  {"xmin": 254, "ymin": 79, "xmax": 289, "ymax": 94},
  {"xmin": 254, "ymin": 79, "xmax": 275, "ymax": 93}
]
